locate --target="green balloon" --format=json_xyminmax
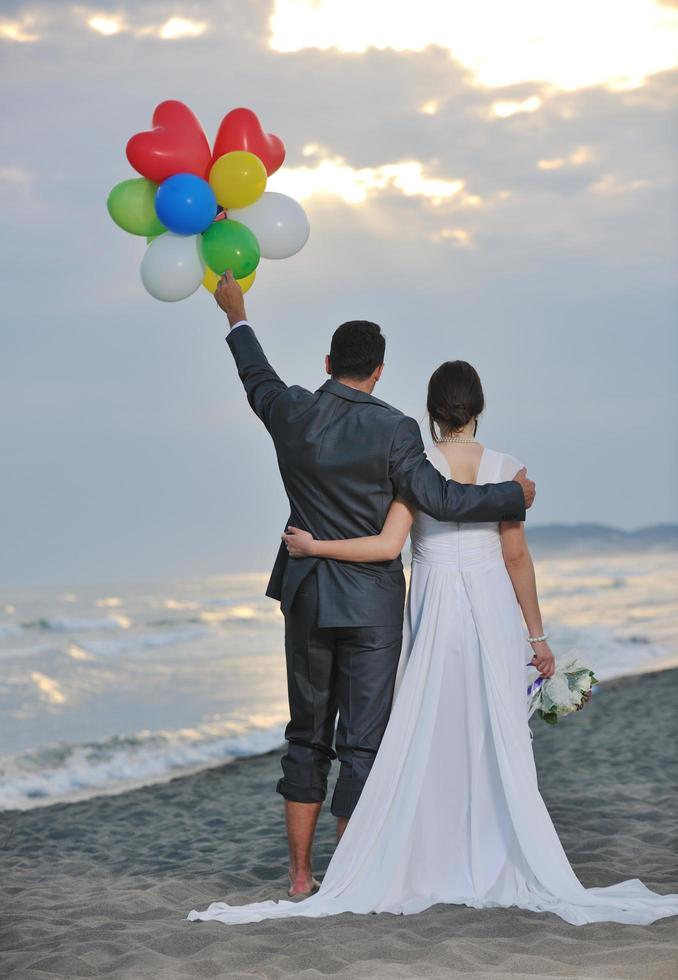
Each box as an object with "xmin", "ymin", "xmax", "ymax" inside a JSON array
[
  {"xmin": 200, "ymin": 219, "xmax": 260, "ymax": 279},
  {"xmin": 107, "ymin": 178, "xmax": 166, "ymax": 237}
]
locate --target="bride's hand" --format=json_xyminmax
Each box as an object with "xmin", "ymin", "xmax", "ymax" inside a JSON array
[
  {"xmin": 530, "ymin": 640, "xmax": 556, "ymax": 678},
  {"xmin": 282, "ymin": 526, "xmax": 317, "ymax": 557}
]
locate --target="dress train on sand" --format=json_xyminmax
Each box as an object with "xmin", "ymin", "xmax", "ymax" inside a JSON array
[{"xmin": 188, "ymin": 448, "xmax": 678, "ymax": 927}]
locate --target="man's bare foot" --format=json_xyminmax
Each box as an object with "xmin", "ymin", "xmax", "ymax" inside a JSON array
[
  {"xmin": 284, "ymin": 799, "xmax": 322, "ymax": 897},
  {"xmin": 288, "ymin": 871, "xmax": 321, "ymax": 898}
]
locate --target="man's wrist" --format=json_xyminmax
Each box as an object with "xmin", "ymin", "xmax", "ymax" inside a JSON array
[{"xmin": 227, "ymin": 309, "xmax": 247, "ymax": 328}]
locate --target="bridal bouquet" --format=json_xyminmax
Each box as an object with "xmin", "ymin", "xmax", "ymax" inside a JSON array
[{"xmin": 527, "ymin": 658, "xmax": 599, "ymax": 725}]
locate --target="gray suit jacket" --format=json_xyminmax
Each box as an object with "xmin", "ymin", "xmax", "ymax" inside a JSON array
[{"xmin": 227, "ymin": 324, "xmax": 525, "ymax": 627}]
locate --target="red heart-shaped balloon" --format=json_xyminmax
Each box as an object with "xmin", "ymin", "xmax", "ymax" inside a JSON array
[
  {"xmin": 126, "ymin": 101, "xmax": 212, "ymax": 184},
  {"xmin": 212, "ymin": 108, "xmax": 286, "ymax": 176}
]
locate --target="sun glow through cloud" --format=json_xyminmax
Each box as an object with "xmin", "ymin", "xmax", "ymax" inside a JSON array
[
  {"xmin": 268, "ymin": 156, "xmax": 469, "ymax": 205},
  {"xmin": 537, "ymin": 146, "xmax": 593, "ymax": 170},
  {"xmin": 589, "ymin": 173, "xmax": 650, "ymax": 195},
  {"xmin": 156, "ymin": 17, "xmax": 207, "ymax": 40},
  {"xmin": 82, "ymin": 10, "xmax": 206, "ymax": 40},
  {"xmin": 0, "ymin": 16, "xmax": 39, "ymax": 42},
  {"xmin": 492, "ymin": 96, "xmax": 543, "ymax": 118},
  {"xmin": 270, "ymin": 0, "xmax": 678, "ymax": 91},
  {"xmin": 436, "ymin": 227, "xmax": 473, "ymax": 248},
  {"xmin": 88, "ymin": 15, "xmax": 125, "ymax": 36}
]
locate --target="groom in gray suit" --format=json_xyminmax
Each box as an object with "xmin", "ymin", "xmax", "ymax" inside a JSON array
[{"xmin": 215, "ymin": 271, "xmax": 535, "ymax": 896}]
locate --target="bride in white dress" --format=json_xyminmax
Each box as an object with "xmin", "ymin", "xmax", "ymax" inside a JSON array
[{"xmin": 188, "ymin": 361, "xmax": 678, "ymax": 928}]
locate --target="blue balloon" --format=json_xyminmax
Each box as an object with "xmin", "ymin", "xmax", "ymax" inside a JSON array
[{"xmin": 154, "ymin": 174, "xmax": 217, "ymax": 235}]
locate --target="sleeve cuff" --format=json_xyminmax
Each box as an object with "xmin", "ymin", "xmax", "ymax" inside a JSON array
[
  {"xmin": 508, "ymin": 483, "xmax": 527, "ymax": 521},
  {"xmin": 229, "ymin": 320, "xmax": 250, "ymax": 331}
]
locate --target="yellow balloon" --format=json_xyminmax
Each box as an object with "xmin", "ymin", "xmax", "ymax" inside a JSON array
[
  {"xmin": 209, "ymin": 151, "xmax": 267, "ymax": 210},
  {"xmin": 202, "ymin": 267, "xmax": 256, "ymax": 294},
  {"xmin": 237, "ymin": 270, "xmax": 256, "ymax": 294},
  {"xmin": 202, "ymin": 267, "xmax": 220, "ymax": 292}
]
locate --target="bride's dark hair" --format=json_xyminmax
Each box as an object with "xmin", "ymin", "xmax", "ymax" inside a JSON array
[{"xmin": 427, "ymin": 360, "xmax": 485, "ymax": 442}]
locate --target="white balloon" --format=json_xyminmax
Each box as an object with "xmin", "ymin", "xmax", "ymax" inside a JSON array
[
  {"xmin": 140, "ymin": 232, "xmax": 204, "ymax": 302},
  {"xmin": 228, "ymin": 192, "xmax": 310, "ymax": 260}
]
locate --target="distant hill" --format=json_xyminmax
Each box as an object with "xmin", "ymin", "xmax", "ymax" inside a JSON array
[{"xmin": 526, "ymin": 523, "xmax": 678, "ymax": 556}]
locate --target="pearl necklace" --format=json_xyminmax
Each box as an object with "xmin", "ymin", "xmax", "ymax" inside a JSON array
[{"xmin": 438, "ymin": 435, "xmax": 477, "ymax": 444}]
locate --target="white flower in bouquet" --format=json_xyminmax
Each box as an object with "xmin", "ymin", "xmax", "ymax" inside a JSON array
[{"xmin": 527, "ymin": 657, "xmax": 598, "ymax": 726}]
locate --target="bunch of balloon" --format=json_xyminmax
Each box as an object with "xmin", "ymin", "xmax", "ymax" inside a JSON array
[{"xmin": 107, "ymin": 101, "xmax": 310, "ymax": 302}]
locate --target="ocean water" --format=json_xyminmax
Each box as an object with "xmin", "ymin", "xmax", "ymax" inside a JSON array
[{"xmin": 1, "ymin": 552, "xmax": 676, "ymax": 811}]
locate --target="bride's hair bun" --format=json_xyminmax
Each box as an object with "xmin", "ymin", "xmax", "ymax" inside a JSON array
[
  {"xmin": 427, "ymin": 361, "xmax": 485, "ymax": 441},
  {"xmin": 441, "ymin": 401, "xmax": 473, "ymax": 429}
]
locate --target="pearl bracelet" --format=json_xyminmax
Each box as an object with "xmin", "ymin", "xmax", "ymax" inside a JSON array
[{"xmin": 527, "ymin": 633, "xmax": 548, "ymax": 643}]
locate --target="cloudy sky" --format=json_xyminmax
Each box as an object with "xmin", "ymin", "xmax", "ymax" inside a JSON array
[{"xmin": 2, "ymin": 0, "xmax": 677, "ymax": 586}]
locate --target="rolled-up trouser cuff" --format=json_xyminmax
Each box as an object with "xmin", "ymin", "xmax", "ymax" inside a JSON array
[
  {"xmin": 276, "ymin": 778, "xmax": 327, "ymax": 804},
  {"xmin": 276, "ymin": 739, "xmax": 334, "ymax": 803}
]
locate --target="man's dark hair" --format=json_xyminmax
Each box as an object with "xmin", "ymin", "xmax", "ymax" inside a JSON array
[{"xmin": 329, "ymin": 320, "xmax": 386, "ymax": 381}]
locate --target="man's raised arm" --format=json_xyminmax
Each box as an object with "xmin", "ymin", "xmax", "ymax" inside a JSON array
[
  {"xmin": 215, "ymin": 270, "xmax": 287, "ymax": 432},
  {"xmin": 390, "ymin": 417, "xmax": 534, "ymax": 523}
]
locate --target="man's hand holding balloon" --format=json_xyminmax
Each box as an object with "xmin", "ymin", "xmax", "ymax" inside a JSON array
[{"xmin": 214, "ymin": 271, "xmax": 247, "ymax": 327}]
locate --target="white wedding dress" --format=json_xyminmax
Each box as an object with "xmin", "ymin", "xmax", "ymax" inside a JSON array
[{"xmin": 188, "ymin": 447, "xmax": 678, "ymax": 927}]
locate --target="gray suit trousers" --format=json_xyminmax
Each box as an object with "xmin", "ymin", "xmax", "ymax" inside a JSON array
[{"xmin": 276, "ymin": 571, "xmax": 403, "ymax": 818}]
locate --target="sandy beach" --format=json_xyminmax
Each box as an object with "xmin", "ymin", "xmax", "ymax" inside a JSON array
[{"xmin": 2, "ymin": 667, "xmax": 677, "ymax": 980}]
